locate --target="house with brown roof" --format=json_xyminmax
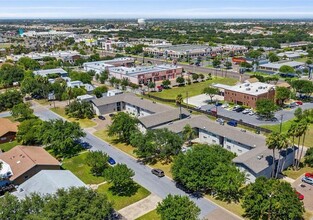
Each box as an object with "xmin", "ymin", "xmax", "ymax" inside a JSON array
[
  {"xmin": 0, "ymin": 146, "xmax": 60, "ymax": 185},
  {"xmin": 0, "ymin": 118, "xmax": 19, "ymax": 145}
]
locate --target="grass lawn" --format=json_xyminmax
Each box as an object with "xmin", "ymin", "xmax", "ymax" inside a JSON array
[
  {"xmin": 283, "ymin": 166, "xmax": 313, "ymax": 180},
  {"xmin": 150, "ymin": 77, "xmax": 237, "ymax": 100},
  {"xmin": 97, "ymin": 183, "xmax": 150, "ymax": 210},
  {"xmin": 136, "ymin": 210, "xmax": 160, "ymax": 220},
  {"xmin": 51, "ymin": 107, "xmax": 97, "ymax": 128},
  {"xmin": 261, "ymin": 120, "xmax": 313, "ymax": 147},
  {"xmin": 94, "ymin": 129, "xmax": 137, "ymax": 158},
  {"xmin": 0, "ymin": 140, "xmax": 19, "ymax": 152},
  {"xmin": 62, "ymin": 152, "xmax": 105, "ymax": 184},
  {"xmin": 295, "ymin": 57, "xmax": 308, "ymax": 63},
  {"xmin": 205, "ymin": 195, "xmax": 244, "ymax": 218}
]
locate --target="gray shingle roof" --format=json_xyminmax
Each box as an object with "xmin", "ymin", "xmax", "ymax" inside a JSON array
[
  {"xmin": 158, "ymin": 115, "xmax": 266, "ymax": 149},
  {"xmin": 139, "ymin": 108, "xmax": 190, "ymax": 129},
  {"xmin": 91, "ymin": 93, "xmax": 171, "ymax": 114},
  {"xmin": 12, "ymin": 170, "xmax": 86, "ymax": 199}
]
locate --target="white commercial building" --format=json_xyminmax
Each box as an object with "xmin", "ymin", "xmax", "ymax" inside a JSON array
[{"xmin": 83, "ymin": 57, "xmax": 135, "ymax": 74}]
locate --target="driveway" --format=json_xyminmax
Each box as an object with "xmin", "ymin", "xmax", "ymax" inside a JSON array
[
  {"xmin": 200, "ymin": 102, "xmax": 313, "ymax": 126},
  {"xmin": 119, "ymin": 194, "xmax": 162, "ymax": 220},
  {"xmin": 28, "ymin": 103, "xmax": 241, "ymax": 220},
  {"xmin": 292, "ymin": 175, "xmax": 313, "ymax": 212}
]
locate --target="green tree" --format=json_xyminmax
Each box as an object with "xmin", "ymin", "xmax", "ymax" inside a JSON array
[
  {"xmin": 246, "ymin": 50, "xmax": 262, "ymax": 59},
  {"xmin": 39, "ymin": 119, "xmax": 86, "ymax": 158},
  {"xmin": 104, "ymin": 164, "xmax": 137, "ymax": 196},
  {"xmin": 182, "ymin": 124, "xmax": 195, "ymax": 145},
  {"xmin": 225, "ymin": 61, "xmax": 232, "ymax": 69},
  {"xmin": 268, "ymin": 52, "xmax": 279, "ymax": 62},
  {"xmin": 275, "ymin": 86, "xmax": 291, "ymax": 106},
  {"xmin": 162, "ymin": 79, "xmax": 171, "ymax": 88},
  {"xmin": 172, "ymin": 144, "xmax": 240, "ymax": 197},
  {"xmin": 156, "ymin": 194, "xmax": 200, "ymax": 220},
  {"xmin": 242, "ymin": 177, "xmax": 304, "ymax": 220},
  {"xmin": 256, "ymin": 99, "xmax": 277, "ymax": 119},
  {"xmin": 65, "ymin": 100, "xmax": 94, "ymax": 119},
  {"xmin": 279, "ymin": 65, "xmax": 295, "ymax": 73},
  {"xmin": 304, "ymin": 148, "xmax": 313, "ymax": 167},
  {"xmin": 17, "ymin": 57, "xmax": 40, "ymax": 70},
  {"xmin": 0, "ymin": 64, "xmax": 25, "ymax": 86},
  {"xmin": 108, "ymin": 112, "xmax": 138, "ymax": 144},
  {"xmin": 69, "ymin": 71, "xmax": 92, "ymax": 84},
  {"xmin": 212, "ymin": 58, "xmax": 221, "ymax": 68},
  {"xmin": 291, "ymin": 80, "xmax": 313, "ymax": 97},
  {"xmin": 99, "ymin": 70, "xmax": 109, "ymax": 84},
  {"xmin": 176, "ymin": 94, "xmax": 183, "ymax": 118},
  {"xmin": 191, "ymin": 73, "xmax": 199, "ymax": 82},
  {"xmin": 0, "ymin": 89, "xmax": 23, "ymax": 112},
  {"xmin": 11, "ymin": 102, "xmax": 34, "ymax": 121},
  {"xmin": 266, "ymin": 132, "xmax": 279, "ymax": 178},
  {"xmin": 16, "ymin": 118, "xmax": 43, "ymax": 145},
  {"xmin": 203, "ymin": 86, "xmax": 219, "ymax": 103},
  {"xmin": 86, "ymin": 151, "xmax": 109, "ymax": 176},
  {"xmin": 93, "ymin": 85, "xmax": 108, "ymax": 98},
  {"xmin": 176, "ymin": 76, "xmax": 185, "ymax": 86}
]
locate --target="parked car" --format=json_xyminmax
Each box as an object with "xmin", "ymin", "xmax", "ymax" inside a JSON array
[
  {"xmin": 98, "ymin": 115, "xmax": 105, "ymax": 120},
  {"xmin": 295, "ymin": 101, "xmax": 303, "ymax": 105},
  {"xmin": 108, "ymin": 157, "xmax": 116, "ymax": 166},
  {"xmin": 242, "ymin": 109, "xmax": 251, "ymax": 114},
  {"xmin": 289, "ymin": 102, "xmax": 298, "ymax": 108},
  {"xmin": 227, "ymin": 120, "xmax": 237, "ymax": 127},
  {"xmin": 302, "ymin": 176, "xmax": 313, "ymax": 185},
  {"xmin": 216, "ymin": 118, "xmax": 225, "ymax": 125},
  {"xmin": 221, "ymin": 103, "xmax": 229, "ymax": 108},
  {"xmin": 215, "ymin": 102, "xmax": 222, "ymax": 107},
  {"xmin": 232, "ymin": 105, "xmax": 240, "ymax": 111},
  {"xmin": 248, "ymin": 111, "xmax": 255, "ymax": 116},
  {"xmin": 305, "ymin": 172, "xmax": 313, "ymax": 179},
  {"xmin": 296, "ymin": 191, "xmax": 304, "ymax": 200},
  {"xmin": 151, "ymin": 168, "xmax": 165, "ymax": 177},
  {"xmin": 109, "ymin": 113, "xmax": 115, "ymax": 117},
  {"xmin": 80, "ymin": 142, "xmax": 91, "ymax": 149},
  {"xmin": 235, "ymin": 107, "xmax": 245, "ymax": 113}
]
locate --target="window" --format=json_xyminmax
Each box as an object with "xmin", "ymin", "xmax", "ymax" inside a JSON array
[{"xmin": 0, "ymin": 137, "xmax": 7, "ymax": 141}]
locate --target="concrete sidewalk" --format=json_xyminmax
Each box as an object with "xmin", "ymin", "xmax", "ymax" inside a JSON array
[{"xmin": 118, "ymin": 194, "xmax": 162, "ymax": 220}]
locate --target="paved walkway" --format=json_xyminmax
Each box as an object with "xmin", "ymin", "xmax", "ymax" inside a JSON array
[{"xmin": 118, "ymin": 194, "xmax": 162, "ymax": 220}]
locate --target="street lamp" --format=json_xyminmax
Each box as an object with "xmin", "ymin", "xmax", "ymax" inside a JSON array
[{"xmin": 279, "ymin": 114, "xmax": 284, "ymax": 133}]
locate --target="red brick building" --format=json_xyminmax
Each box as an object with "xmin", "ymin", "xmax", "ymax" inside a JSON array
[{"xmin": 214, "ymin": 82, "xmax": 275, "ymax": 109}]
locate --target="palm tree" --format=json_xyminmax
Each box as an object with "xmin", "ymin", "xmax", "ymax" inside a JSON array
[
  {"xmin": 182, "ymin": 124, "xmax": 195, "ymax": 146},
  {"xmin": 287, "ymin": 122, "xmax": 298, "ymax": 168},
  {"xmin": 275, "ymin": 133, "xmax": 290, "ymax": 178},
  {"xmin": 266, "ymin": 132, "xmax": 281, "ymax": 178},
  {"xmin": 296, "ymin": 120, "xmax": 309, "ymax": 170},
  {"xmin": 176, "ymin": 94, "xmax": 183, "ymax": 119}
]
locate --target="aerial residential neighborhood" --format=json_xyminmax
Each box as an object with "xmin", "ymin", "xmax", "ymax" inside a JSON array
[{"xmin": 1, "ymin": 1, "xmax": 313, "ymax": 220}]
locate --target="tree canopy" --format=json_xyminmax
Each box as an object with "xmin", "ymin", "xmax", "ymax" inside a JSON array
[
  {"xmin": 0, "ymin": 64, "xmax": 25, "ymax": 86},
  {"xmin": 0, "ymin": 187, "xmax": 113, "ymax": 220},
  {"xmin": 279, "ymin": 65, "xmax": 295, "ymax": 73},
  {"xmin": 242, "ymin": 177, "xmax": 304, "ymax": 220},
  {"xmin": 108, "ymin": 112, "xmax": 138, "ymax": 144},
  {"xmin": 86, "ymin": 151, "xmax": 109, "ymax": 176},
  {"xmin": 203, "ymin": 86, "xmax": 219, "ymax": 103},
  {"xmin": 0, "ymin": 89, "xmax": 23, "ymax": 112},
  {"xmin": 172, "ymin": 144, "xmax": 244, "ymax": 201},
  {"xmin": 65, "ymin": 100, "xmax": 94, "ymax": 119},
  {"xmin": 275, "ymin": 86, "xmax": 291, "ymax": 106},
  {"xmin": 256, "ymin": 99, "xmax": 277, "ymax": 119},
  {"xmin": 156, "ymin": 194, "xmax": 200, "ymax": 220},
  {"xmin": 11, "ymin": 102, "xmax": 34, "ymax": 121}
]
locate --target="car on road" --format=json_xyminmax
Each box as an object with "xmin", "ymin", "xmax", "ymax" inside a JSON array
[
  {"xmin": 242, "ymin": 109, "xmax": 251, "ymax": 114},
  {"xmin": 215, "ymin": 102, "xmax": 222, "ymax": 107},
  {"xmin": 108, "ymin": 157, "xmax": 116, "ymax": 166},
  {"xmin": 302, "ymin": 176, "xmax": 313, "ymax": 185},
  {"xmin": 248, "ymin": 111, "xmax": 255, "ymax": 116},
  {"xmin": 98, "ymin": 115, "xmax": 105, "ymax": 120},
  {"xmin": 232, "ymin": 105, "xmax": 240, "ymax": 111},
  {"xmin": 151, "ymin": 168, "xmax": 165, "ymax": 177},
  {"xmin": 227, "ymin": 120, "xmax": 237, "ymax": 127},
  {"xmin": 80, "ymin": 142, "xmax": 91, "ymax": 149},
  {"xmin": 296, "ymin": 191, "xmax": 304, "ymax": 200},
  {"xmin": 305, "ymin": 172, "xmax": 313, "ymax": 179}
]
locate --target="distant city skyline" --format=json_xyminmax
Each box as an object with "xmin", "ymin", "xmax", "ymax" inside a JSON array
[{"xmin": 1, "ymin": 0, "xmax": 313, "ymax": 19}]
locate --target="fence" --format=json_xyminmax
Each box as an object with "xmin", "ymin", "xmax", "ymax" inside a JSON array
[{"xmin": 145, "ymin": 94, "xmax": 272, "ymax": 134}]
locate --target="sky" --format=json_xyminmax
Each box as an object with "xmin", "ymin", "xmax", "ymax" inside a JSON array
[{"xmin": 1, "ymin": 0, "xmax": 313, "ymax": 19}]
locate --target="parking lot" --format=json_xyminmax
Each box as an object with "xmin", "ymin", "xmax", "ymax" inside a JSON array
[
  {"xmin": 292, "ymin": 175, "xmax": 313, "ymax": 212},
  {"xmin": 198, "ymin": 101, "xmax": 313, "ymax": 126}
]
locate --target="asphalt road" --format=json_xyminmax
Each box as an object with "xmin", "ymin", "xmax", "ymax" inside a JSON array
[{"xmin": 28, "ymin": 103, "xmax": 240, "ymax": 219}]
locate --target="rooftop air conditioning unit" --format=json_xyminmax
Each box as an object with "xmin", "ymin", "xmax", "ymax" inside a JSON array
[{"xmin": 246, "ymin": 88, "xmax": 251, "ymax": 91}]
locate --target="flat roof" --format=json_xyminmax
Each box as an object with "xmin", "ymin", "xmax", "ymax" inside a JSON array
[
  {"xmin": 109, "ymin": 65, "xmax": 181, "ymax": 76},
  {"xmin": 259, "ymin": 61, "xmax": 304, "ymax": 69},
  {"xmin": 222, "ymin": 82, "xmax": 275, "ymax": 96},
  {"xmin": 33, "ymin": 68, "xmax": 67, "ymax": 76}
]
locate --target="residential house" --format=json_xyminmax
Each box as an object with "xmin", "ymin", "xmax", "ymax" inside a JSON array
[{"xmin": 0, "ymin": 118, "xmax": 19, "ymax": 145}]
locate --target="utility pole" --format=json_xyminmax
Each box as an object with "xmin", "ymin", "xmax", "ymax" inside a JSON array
[
  {"xmin": 186, "ymin": 91, "xmax": 189, "ymax": 111},
  {"xmin": 279, "ymin": 114, "xmax": 284, "ymax": 133}
]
